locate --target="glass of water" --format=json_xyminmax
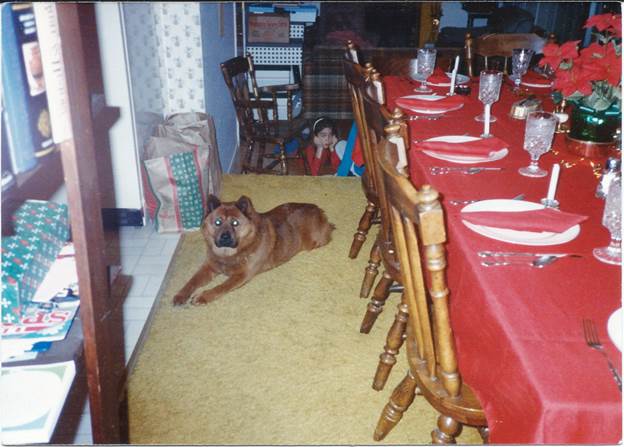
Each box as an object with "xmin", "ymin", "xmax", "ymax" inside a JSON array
[
  {"xmin": 413, "ymin": 48, "xmax": 437, "ymax": 93},
  {"xmin": 475, "ymin": 70, "xmax": 503, "ymax": 123},
  {"xmin": 518, "ymin": 111, "xmax": 557, "ymax": 177},
  {"xmin": 511, "ymin": 48, "xmax": 534, "ymax": 94},
  {"xmin": 593, "ymin": 175, "xmax": 622, "ymax": 265}
]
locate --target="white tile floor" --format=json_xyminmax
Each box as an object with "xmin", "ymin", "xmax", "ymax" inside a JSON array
[{"xmin": 71, "ymin": 223, "xmax": 179, "ymax": 444}]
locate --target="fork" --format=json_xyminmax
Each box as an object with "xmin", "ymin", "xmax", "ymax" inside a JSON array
[
  {"xmin": 583, "ymin": 318, "xmax": 622, "ymax": 392},
  {"xmin": 430, "ymin": 167, "xmax": 503, "ymax": 175}
]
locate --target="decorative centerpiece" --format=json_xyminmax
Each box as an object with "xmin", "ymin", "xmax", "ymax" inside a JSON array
[{"xmin": 539, "ymin": 13, "xmax": 621, "ymax": 158}]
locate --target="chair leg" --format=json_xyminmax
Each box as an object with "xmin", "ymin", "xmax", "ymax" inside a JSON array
[
  {"xmin": 244, "ymin": 139, "xmax": 255, "ymax": 173},
  {"xmin": 360, "ymin": 240, "xmax": 381, "ymax": 298},
  {"xmin": 278, "ymin": 142, "xmax": 288, "ymax": 175},
  {"xmin": 349, "ymin": 202, "xmax": 378, "ymax": 259},
  {"xmin": 373, "ymin": 369, "xmax": 417, "ymax": 442},
  {"xmin": 360, "ymin": 271, "xmax": 393, "ymax": 334},
  {"xmin": 431, "ymin": 414, "xmax": 462, "ymax": 444},
  {"xmin": 372, "ymin": 296, "xmax": 409, "ymax": 390}
]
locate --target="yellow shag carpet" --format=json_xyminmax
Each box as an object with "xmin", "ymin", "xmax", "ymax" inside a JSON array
[{"xmin": 127, "ymin": 174, "xmax": 482, "ymax": 445}]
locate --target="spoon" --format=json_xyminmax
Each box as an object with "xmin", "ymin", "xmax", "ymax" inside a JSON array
[
  {"xmin": 430, "ymin": 167, "xmax": 503, "ymax": 175},
  {"xmin": 481, "ymin": 255, "xmax": 560, "ymax": 268}
]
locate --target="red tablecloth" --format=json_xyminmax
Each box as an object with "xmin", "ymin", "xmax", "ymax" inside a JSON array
[{"xmin": 384, "ymin": 76, "xmax": 622, "ymax": 444}]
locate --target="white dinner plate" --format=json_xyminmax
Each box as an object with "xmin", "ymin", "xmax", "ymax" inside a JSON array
[
  {"xmin": 397, "ymin": 94, "xmax": 465, "ymax": 115},
  {"xmin": 421, "ymin": 135, "xmax": 508, "ymax": 164},
  {"xmin": 1, "ymin": 370, "xmax": 60, "ymax": 428},
  {"xmin": 521, "ymin": 80, "xmax": 553, "ymax": 88},
  {"xmin": 427, "ymin": 72, "xmax": 470, "ymax": 87},
  {"xmin": 460, "ymin": 199, "xmax": 581, "ymax": 246},
  {"xmin": 608, "ymin": 308, "xmax": 623, "ymax": 351}
]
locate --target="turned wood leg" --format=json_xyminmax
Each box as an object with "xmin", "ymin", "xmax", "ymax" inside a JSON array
[
  {"xmin": 372, "ymin": 297, "xmax": 409, "ymax": 390},
  {"xmin": 360, "ymin": 271, "xmax": 393, "ymax": 334},
  {"xmin": 478, "ymin": 426, "xmax": 490, "ymax": 443},
  {"xmin": 244, "ymin": 139, "xmax": 255, "ymax": 172},
  {"xmin": 279, "ymin": 143, "xmax": 288, "ymax": 175},
  {"xmin": 360, "ymin": 241, "xmax": 381, "ymax": 298},
  {"xmin": 432, "ymin": 414, "xmax": 462, "ymax": 444},
  {"xmin": 349, "ymin": 202, "xmax": 378, "ymax": 259},
  {"xmin": 373, "ymin": 369, "xmax": 417, "ymax": 441}
]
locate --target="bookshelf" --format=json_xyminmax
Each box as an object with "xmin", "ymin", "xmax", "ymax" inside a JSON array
[{"xmin": 2, "ymin": 4, "xmax": 128, "ymax": 443}]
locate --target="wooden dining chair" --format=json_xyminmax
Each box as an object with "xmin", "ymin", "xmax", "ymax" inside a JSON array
[
  {"xmin": 220, "ymin": 54, "xmax": 309, "ymax": 175},
  {"xmin": 343, "ymin": 45, "xmax": 379, "ymax": 261},
  {"xmin": 464, "ymin": 32, "xmax": 551, "ymax": 77},
  {"xmin": 372, "ymin": 133, "xmax": 488, "ymax": 444}
]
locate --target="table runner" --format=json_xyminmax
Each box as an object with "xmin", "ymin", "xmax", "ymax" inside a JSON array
[{"xmin": 384, "ymin": 75, "xmax": 622, "ymax": 444}]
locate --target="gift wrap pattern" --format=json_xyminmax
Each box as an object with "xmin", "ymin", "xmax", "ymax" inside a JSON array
[{"xmin": 2, "ymin": 201, "xmax": 69, "ymax": 324}]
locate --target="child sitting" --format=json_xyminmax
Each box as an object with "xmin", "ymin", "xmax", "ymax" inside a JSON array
[{"xmin": 305, "ymin": 117, "xmax": 342, "ymax": 176}]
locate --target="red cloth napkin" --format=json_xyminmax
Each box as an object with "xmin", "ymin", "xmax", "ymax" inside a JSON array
[
  {"xmin": 461, "ymin": 207, "xmax": 588, "ymax": 233},
  {"xmin": 395, "ymin": 95, "xmax": 465, "ymax": 114},
  {"xmin": 426, "ymin": 67, "xmax": 449, "ymax": 85},
  {"xmin": 413, "ymin": 136, "xmax": 508, "ymax": 157}
]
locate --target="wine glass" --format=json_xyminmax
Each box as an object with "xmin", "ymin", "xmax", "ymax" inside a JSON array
[
  {"xmin": 593, "ymin": 175, "xmax": 622, "ymax": 265},
  {"xmin": 511, "ymin": 48, "xmax": 535, "ymax": 94},
  {"xmin": 475, "ymin": 70, "xmax": 503, "ymax": 137},
  {"xmin": 518, "ymin": 111, "xmax": 557, "ymax": 177},
  {"xmin": 413, "ymin": 48, "xmax": 436, "ymax": 93}
]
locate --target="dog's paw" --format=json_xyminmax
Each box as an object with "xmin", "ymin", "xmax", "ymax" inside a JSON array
[
  {"xmin": 191, "ymin": 292, "xmax": 216, "ymax": 306},
  {"xmin": 173, "ymin": 293, "xmax": 190, "ymax": 306}
]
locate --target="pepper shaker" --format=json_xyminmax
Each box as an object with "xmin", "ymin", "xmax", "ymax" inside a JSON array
[{"xmin": 596, "ymin": 157, "xmax": 621, "ymax": 199}]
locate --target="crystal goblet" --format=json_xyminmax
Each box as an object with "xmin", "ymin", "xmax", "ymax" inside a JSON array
[
  {"xmin": 511, "ymin": 48, "xmax": 534, "ymax": 94},
  {"xmin": 412, "ymin": 48, "xmax": 436, "ymax": 93},
  {"xmin": 518, "ymin": 111, "xmax": 557, "ymax": 177},
  {"xmin": 475, "ymin": 70, "xmax": 503, "ymax": 137},
  {"xmin": 593, "ymin": 176, "xmax": 622, "ymax": 265}
]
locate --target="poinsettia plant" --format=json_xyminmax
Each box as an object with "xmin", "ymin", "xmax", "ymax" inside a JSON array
[{"xmin": 539, "ymin": 12, "xmax": 621, "ymax": 111}]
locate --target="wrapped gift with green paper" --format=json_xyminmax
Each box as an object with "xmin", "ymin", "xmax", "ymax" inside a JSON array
[
  {"xmin": 12, "ymin": 200, "xmax": 69, "ymax": 263},
  {"xmin": 1, "ymin": 236, "xmax": 50, "ymax": 324},
  {"xmin": 2, "ymin": 200, "xmax": 70, "ymax": 324}
]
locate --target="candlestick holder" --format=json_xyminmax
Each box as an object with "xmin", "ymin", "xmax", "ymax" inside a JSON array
[{"xmin": 540, "ymin": 198, "xmax": 560, "ymax": 209}]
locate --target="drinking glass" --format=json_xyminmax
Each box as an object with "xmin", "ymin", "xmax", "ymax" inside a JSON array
[
  {"xmin": 475, "ymin": 70, "xmax": 503, "ymax": 137},
  {"xmin": 511, "ymin": 48, "xmax": 534, "ymax": 93},
  {"xmin": 593, "ymin": 175, "xmax": 622, "ymax": 265},
  {"xmin": 412, "ymin": 48, "xmax": 436, "ymax": 93},
  {"xmin": 518, "ymin": 111, "xmax": 557, "ymax": 177}
]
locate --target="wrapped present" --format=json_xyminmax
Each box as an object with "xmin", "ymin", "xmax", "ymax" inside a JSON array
[
  {"xmin": 12, "ymin": 200, "xmax": 69, "ymax": 263},
  {"xmin": 1, "ymin": 236, "xmax": 50, "ymax": 324}
]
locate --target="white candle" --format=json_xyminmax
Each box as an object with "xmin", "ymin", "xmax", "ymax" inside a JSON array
[
  {"xmin": 449, "ymin": 55, "xmax": 460, "ymax": 96},
  {"xmin": 483, "ymin": 104, "xmax": 491, "ymax": 136},
  {"xmin": 546, "ymin": 163, "xmax": 561, "ymax": 201}
]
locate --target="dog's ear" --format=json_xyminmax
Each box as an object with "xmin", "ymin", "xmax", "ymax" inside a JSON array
[
  {"xmin": 235, "ymin": 195, "xmax": 254, "ymax": 216},
  {"xmin": 206, "ymin": 195, "xmax": 221, "ymax": 214}
]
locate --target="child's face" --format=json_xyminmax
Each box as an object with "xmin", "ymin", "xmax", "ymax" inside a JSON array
[{"xmin": 316, "ymin": 127, "xmax": 334, "ymax": 148}]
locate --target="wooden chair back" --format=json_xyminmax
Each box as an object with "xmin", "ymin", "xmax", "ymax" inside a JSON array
[
  {"xmin": 220, "ymin": 54, "xmax": 277, "ymax": 135},
  {"xmin": 464, "ymin": 32, "xmax": 549, "ymax": 77},
  {"xmin": 377, "ymin": 133, "xmax": 461, "ymax": 400},
  {"xmin": 360, "ymin": 80, "xmax": 409, "ymax": 249}
]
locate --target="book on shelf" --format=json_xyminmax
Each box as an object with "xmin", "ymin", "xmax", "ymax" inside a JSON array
[
  {"xmin": 1, "ymin": 2, "xmax": 55, "ymax": 175},
  {"xmin": 1, "ymin": 360, "xmax": 76, "ymax": 445}
]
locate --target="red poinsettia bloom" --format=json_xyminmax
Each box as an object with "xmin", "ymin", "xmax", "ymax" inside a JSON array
[
  {"xmin": 585, "ymin": 13, "xmax": 616, "ymax": 31},
  {"xmin": 553, "ymin": 64, "xmax": 594, "ymax": 97},
  {"xmin": 578, "ymin": 43, "xmax": 621, "ymax": 86},
  {"xmin": 539, "ymin": 41, "xmax": 580, "ymax": 68},
  {"xmin": 585, "ymin": 13, "xmax": 622, "ymax": 37}
]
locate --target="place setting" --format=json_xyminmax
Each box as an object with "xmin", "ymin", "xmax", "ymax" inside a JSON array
[{"xmin": 397, "ymin": 49, "xmax": 467, "ymax": 117}]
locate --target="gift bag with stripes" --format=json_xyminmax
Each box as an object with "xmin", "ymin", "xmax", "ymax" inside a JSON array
[{"xmin": 142, "ymin": 148, "xmax": 210, "ymax": 233}]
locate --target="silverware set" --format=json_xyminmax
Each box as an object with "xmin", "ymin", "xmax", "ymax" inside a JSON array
[
  {"xmin": 430, "ymin": 166, "xmax": 504, "ymax": 175},
  {"xmin": 583, "ymin": 318, "xmax": 622, "ymax": 392},
  {"xmin": 448, "ymin": 194, "xmax": 525, "ymax": 206},
  {"xmin": 478, "ymin": 251, "xmax": 583, "ymax": 268},
  {"xmin": 408, "ymin": 115, "xmax": 445, "ymax": 121}
]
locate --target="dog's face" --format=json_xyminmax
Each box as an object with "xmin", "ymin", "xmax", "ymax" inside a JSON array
[{"xmin": 202, "ymin": 195, "xmax": 257, "ymax": 256}]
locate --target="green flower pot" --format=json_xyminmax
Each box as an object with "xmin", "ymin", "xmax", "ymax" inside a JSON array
[
  {"xmin": 566, "ymin": 102, "xmax": 620, "ymax": 158},
  {"xmin": 568, "ymin": 102, "xmax": 621, "ymax": 143}
]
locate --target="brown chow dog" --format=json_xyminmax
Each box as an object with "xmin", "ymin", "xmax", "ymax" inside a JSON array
[{"xmin": 173, "ymin": 195, "xmax": 335, "ymax": 306}]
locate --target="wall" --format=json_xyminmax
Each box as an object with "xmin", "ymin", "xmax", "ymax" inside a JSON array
[{"xmin": 200, "ymin": 3, "xmax": 238, "ymax": 172}]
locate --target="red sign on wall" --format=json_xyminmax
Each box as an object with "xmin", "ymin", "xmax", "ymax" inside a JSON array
[{"xmin": 248, "ymin": 13, "xmax": 290, "ymax": 44}]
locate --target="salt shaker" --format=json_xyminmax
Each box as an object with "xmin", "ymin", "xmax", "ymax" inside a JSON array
[{"xmin": 596, "ymin": 157, "xmax": 621, "ymax": 199}]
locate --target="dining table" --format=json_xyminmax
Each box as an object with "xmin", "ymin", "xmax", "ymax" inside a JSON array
[{"xmin": 382, "ymin": 73, "xmax": 622, "ymax": 444}]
